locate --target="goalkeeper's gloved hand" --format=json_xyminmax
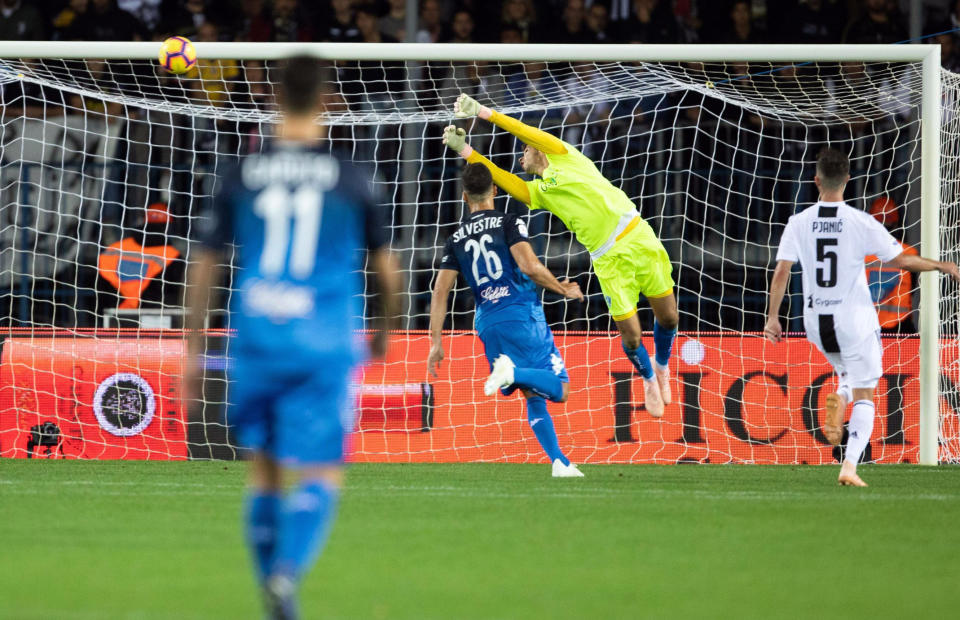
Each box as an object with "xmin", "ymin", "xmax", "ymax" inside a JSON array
[
  {"xmin": 454, "ymin": 93, "xmax": 482, "ymax": 118},
  {"xmin": 442, "ymin": 125, "xmax": 468, "ymax": 152}
]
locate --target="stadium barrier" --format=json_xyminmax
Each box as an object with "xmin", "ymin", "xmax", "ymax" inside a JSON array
[{"xmin": 1, "ymin": 330, "xmax": 952, "ymax": 463}]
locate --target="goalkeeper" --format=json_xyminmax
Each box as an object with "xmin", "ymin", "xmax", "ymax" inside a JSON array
[{"xmin": 443, "ymin": 94, "xmax": 678, "ymax": 417}]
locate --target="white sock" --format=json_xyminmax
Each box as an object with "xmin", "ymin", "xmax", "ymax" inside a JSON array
[
  {"xmin": 837, "ymin": 385, "xmax": 852, "ymax": 405},
  {"xmin": 845, "ymin": 400, "xmax": 875, "ymax": 465}
]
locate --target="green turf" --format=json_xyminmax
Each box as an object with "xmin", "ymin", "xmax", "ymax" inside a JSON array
[{"xmin": 1, "ymin": 462, "xmax": 958, "ymax": 619}]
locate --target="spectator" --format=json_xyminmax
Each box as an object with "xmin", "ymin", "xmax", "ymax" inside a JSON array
[
  {"xmin": 380, "ymin": 0, "xmax": 406, "ymax": 41},
  {"xmin": 158, "ymin": 0, "xmax": 210, "ymax": 37},
  {"xmin": 617, "ymin": 0, "xmax": 678, "ymax": 44},
  {"xmin": 236, "ymin": 0, "xmax": 271, "ymax": 41},
  {"xmin": 720, "ymin": 0, "xmax": 764, "ymax": 44},
  {"xmin": 447, "ymin": 9, "xmax": 475, "ymax": 43},
  {"xmin": 501, "ymin": 0, "xmax": 540, "ymax": 43},
  {"xmin": 268, "ymin": 0, "xmax": 313, "ymax": 42},
  {"xmin": 604, "ymin": 0, "xmax": 634, "ymax": 23},
  {"xmin": 456, "ymin": 0, "xmax": 499, "ymax": 42},
  {"xmin": 187, "ymin": 22, "xmax": 240, "ymax": 107},
  {"xmin": 554, "ymin": 0, "xmax": 593, "ymax": 43},
  {"xmin": 844, "ymin": 0, "xmax": 906, "ymax": 44},
  {"xmin": 324, "ymin": 0, "xmax": 361, "ymax": 42},
  {"xmin": 118, "ymin": 0, "xmax": 162, "ymax": 31},
  {"xmin": 0, "ymin": 0, "xmax": 46, "ymax": 40},
  {"xmin": 788, "ymin": 0, "xmax": 846, "ymax": 44},
  {"xmin": 356, "ymin": 2, "xmax": 397, "ymax": 43},
  {"xmin": 416, "ymin": 0, "xmax": 446, "ymax": 43},
  {"xmin": 932, "ymin": 20, "xmax": 960, "ymax": 72},
  {"xmin": 586, "ymin": 2, "xmax": 615, "ymax": 43},
  {"xmin": 52, "ymin": 0, "xmax": 89, "ymax": 40},
  {"xmin": 73, "ymin": 0, "xmax": 147, "ymax": 40},
  {"xmin": 501, "ymin": 24, "xmax": 524, "ymax": 44}
]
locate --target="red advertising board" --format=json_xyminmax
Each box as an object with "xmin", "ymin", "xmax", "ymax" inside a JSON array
[
  {"xmin": 0, "ymin": 336, "xmax": 187, "ymax": 459},
  {"xmin": 1, "ymin": 332, "xmax": 954, "ymax": 464}
]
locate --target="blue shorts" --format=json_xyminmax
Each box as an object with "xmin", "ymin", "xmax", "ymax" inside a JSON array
[
  {"xmin": 229, "ymin": 355, "xmax": 354, "ymax": 466},
  {"xmin": 479, "ymin": 319, "xmax": 569, "ymax": 396}
]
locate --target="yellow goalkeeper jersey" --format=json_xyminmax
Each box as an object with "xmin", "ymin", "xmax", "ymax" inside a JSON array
[{"xmin": 525, "ymin": 142, "xmax": 642, "ymax": 258}]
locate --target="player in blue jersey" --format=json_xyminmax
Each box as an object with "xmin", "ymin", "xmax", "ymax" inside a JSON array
[
  {"xmin": 428, "ymin": 163, "xmax": 585, "ymax": 477},
  {"xmin": 185, "ymin": 55, "xmax": 400, "ymax": 620}
]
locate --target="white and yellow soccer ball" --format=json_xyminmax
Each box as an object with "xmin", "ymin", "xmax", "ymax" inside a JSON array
[{"xmin": 157, "ymin": 36, "xmax": 197, "ymax": 75}]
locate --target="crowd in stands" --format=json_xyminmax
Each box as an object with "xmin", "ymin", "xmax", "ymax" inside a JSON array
[{"xmin": 1, "ymin": 1, "xmax": 958, "ymax": 63}]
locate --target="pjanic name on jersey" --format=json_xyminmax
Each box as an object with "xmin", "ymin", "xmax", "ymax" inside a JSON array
[{"xmin": 811, "ymin": 220, "xmax": 843, "ymax": 233}]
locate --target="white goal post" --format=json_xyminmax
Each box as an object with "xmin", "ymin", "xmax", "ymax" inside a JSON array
[{"xmin": 0, "ymin": 41, "xmax": 951, "ymax": 464}]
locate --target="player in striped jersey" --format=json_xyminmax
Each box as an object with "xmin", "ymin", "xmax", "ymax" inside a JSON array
[
  {"xmin": 443, "ymin": 93, "xmax": 678, "ymax": 418},
  {"xmin": 765, "ymin": 148, "xmax": 959, "ymax": 486}
]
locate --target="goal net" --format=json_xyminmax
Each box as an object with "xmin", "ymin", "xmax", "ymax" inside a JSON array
[{"xmin": 0, "ymin": 43, "xmax": 956, "ymax": 464}]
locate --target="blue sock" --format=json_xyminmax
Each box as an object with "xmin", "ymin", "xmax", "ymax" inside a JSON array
[
  {"xmin": 513, "ymin": 368, "xmax": 564, "ymax": 401},
  {"xmin": 653, "ymin": 321, "xmax": 677, "ymax": 367},
  {"xmin": 272, "ymin": 481, "xmax": 339, "ymax": 580},
  {"xmin": 526, "ymin": 396, "xmax": 569, "ymax": 466},
  {"xmin": 244, "ymin": 491, "xmax": 281, "ymax": 583},
  {"xmin": 622, "ymin": 341, "xmax": 654, "ymax": 379}
]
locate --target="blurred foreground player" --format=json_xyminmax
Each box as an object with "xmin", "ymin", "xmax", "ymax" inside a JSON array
[
  {"xmin": 428, "ymin": 163, "xmax": 585, "ymax": 477},
  {"xmin": 765, "ymin": 148, "xmax": 958, "ymax": 486},
  {"xmin": 185, "ymin": 55, "xmax": 400, "ymax": 618}
]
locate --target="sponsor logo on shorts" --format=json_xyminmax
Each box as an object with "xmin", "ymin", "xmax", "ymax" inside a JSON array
[
  {"xmin": 551, "ymin": 353, "xmax": 565, "ymax": 375},
  {"xmin": 245, "ymin": 278, "xmax": 315, "ymax": 321},
  {"xmin": 480, "ymin": 285, "xmax": 511, "ymax": 303}
]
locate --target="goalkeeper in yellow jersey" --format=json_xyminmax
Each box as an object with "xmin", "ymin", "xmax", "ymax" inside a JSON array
[{"xmin": 443, "ymin": 93, "xmax": 678, "ymax": 417}]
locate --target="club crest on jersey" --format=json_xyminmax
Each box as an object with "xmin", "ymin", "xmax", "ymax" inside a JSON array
[
  {"xmin": 538, "ymin": 173, "xmax": 559, "ymax": 192},
  {"xmin": 480, "ymin": 285, "xmax": 511, "ymax": 303}
]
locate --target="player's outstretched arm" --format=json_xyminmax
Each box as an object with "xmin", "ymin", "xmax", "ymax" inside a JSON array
[
  {"xmin": 455, "ymin": 94, "xmax": 567, "ymax": 156},
  {"xmin": 443, "ymin": 125, "xmax": 532, "ymax": 205},
  {"xmin": 764, "ymin": 260, "xmax": 793, "ymax": 343},
  {"xmin": 428, "ymin": 269, "xmax": 459, "ymax": 377},
  {"xmin": 885, "ymin": 253, "xmax": 960, "ymax": 282},
  {"xmin": 370, "ymin": 249, "xmax": 402, "ymax": 359},
  {"xmin": 510, "ymin": 241, "xmax": 584, "ymax": 301}
]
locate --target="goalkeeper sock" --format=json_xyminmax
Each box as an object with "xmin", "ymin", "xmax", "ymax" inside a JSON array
[
  {"xmin": 845, "ymin": 400, "xmax": 875, "ymax": 465},
  {"xmin": 244, "ymin": 491, "xmax": 281, "ymax": 583},
  {"xmin": 526, "ymin": 396, "xmax": 569, "ymax": 466},
  {"xmin": 622, "ymin": 341, "xmax": 654, "ymax": 380},
  {"xmin": 272, "ymin": 481, "xmax": 339, "ymax": 580},
  {"xmin": 653, "ymin": 321, "xmax": 677, "ymax": 367},
  {"xmin": 513, "ymin": 368, "xmax": 564, "ymax": 401}
]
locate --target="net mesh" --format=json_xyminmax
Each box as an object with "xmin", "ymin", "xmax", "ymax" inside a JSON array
[{"xmin": 0, "ymin": 51, "xmax": 956, "ymax": 463}]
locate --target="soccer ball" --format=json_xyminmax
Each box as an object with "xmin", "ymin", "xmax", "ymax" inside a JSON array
[{"xmin": 157, "ymin": 37, "xmax": 197, "ymax": 75}]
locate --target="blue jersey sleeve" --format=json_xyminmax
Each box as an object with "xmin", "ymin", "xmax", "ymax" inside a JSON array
[
  {"xmin": 503, "ymin": 213, "xmax": 530, "ymax": 248},
  {"xmin": 438, "ymin": 236, "xmax": 458, "ymax": 271},
  {"xmin": 197, "ymin": 161, "xmax": 239, "ymax": 251}
]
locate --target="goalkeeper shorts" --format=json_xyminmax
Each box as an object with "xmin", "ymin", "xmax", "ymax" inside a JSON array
[{"xmin": 593, "ymin": 221, "xmax": 674, "ymax": 322}]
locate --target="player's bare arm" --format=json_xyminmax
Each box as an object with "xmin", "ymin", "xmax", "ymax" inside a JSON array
[
  {"xmin": 442, "ymin": 125, "xmax": 532, "ymax": 204},
  {"xmin": 885, "ymin": 253, "xmax": 960, "ymax": 282},
  {"xmin": 183, "ymin": 248, "xmax": 220, "ymax": 403},
  {"xmin": 428, "ymin": 268, "xmax": 459, "ymax": 377},
  {"xmin": 370, "ymin": 248, "xmax": 402, "ymax": 359},
  {"xmin": 765, "ymin": 260, "xmax": 793, "ymax": 343},
  {"xmin": 509, "ymin": 241, "xmax": 584, "ymax": 301}
]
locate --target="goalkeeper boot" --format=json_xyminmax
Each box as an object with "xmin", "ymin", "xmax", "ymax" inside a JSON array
[
  {"xmin": 552, "ymin": 459, "xmax": 585, "ymax": 478},
  {"xmin": 654, "ymin": 363, "xmax": 672, "ymax": 405},
  {"xmin": 263, "ymin": 574, "xmax": 299, "ymax": 620},
  {"xmin": 484, "ymin": 354, "xmax": 516, "ymax": 396},
  {"xmin": 642, "ymin": 376, "xmax": 664, "ymax": 418},
  {"xmin": 823, "ymin": 393, "xmax": 846, "ymax": 446}
]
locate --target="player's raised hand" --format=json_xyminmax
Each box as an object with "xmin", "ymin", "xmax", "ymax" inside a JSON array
[
  {"xmin": 940, "ymin": 261, "xmax": 960, "ymax": 283},
  {"xmin": 442, "ymin": 125, "xmax": 467, "ymax": 152},
  {"xmin": 560, "ymin": 279, "xmax": 584, "ymax": 301},
  {"xmin": 427, "ymin": 343, "xmax": 445, "ymax": 377},
  {"xmin": 454, "ymin": 93, "xmax": 481, "ymax": 118},
  {"xmin": 763, "ymin": 317, "xmax": 783, "ymax": 343}
]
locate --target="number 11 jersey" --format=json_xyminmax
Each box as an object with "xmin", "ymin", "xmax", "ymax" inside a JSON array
[{"xmin": 775, "ymin": 200, "xmax": 903, "ymax": 352}]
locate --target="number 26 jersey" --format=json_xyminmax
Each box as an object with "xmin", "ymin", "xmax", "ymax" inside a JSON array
[
  {"xmin": 776, "ymin": 200, "xmax": 903, "ymax": 351},
  {"xmin": 439, "ymin": 210, "xmax": 541, "ymax": 334}
]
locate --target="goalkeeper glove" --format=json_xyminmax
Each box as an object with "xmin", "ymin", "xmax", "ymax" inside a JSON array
[
  {"xmin": 442, "ymin": 125, "xmax": 468, "ymax": 153},
  {"xmin": 454, "ymin": 93, "xmax": 492, "ymax": 119}
]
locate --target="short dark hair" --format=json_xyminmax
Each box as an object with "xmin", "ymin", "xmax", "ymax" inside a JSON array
[
  {"xmin": 278, "ymin": 54, "xmax": 326, "ymax": 115},
  {"xmin": 462, "ymin": 163, "xmax": 493, "ymax": 201},
  {"xmin": 816, "ymin": 147, "xmax": 849, "ymax": 190}
]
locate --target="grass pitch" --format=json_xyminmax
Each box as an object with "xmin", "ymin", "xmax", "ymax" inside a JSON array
[{"xmin": 1, "ymin": 462, "xmax": 958, "ymax": 619}]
